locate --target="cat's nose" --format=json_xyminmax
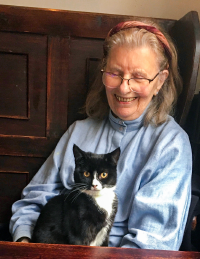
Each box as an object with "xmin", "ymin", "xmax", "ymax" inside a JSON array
[{"xmin": 92, "ymin": 185, "xmax": 98, "ymax": 189}]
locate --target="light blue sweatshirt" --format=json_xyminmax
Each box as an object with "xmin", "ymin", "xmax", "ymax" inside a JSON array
[{"xmin": 10, "ymin": 111, "xmax": 192, "ymax": 250}]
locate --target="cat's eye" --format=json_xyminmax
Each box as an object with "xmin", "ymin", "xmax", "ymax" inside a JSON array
[
  {"xmin": 84, "ymin": 171, "xmax": 90, "ymax": 177},
  {"xmin": 101, "ymin": 172, "xmax": 108, "ymax": 179}
]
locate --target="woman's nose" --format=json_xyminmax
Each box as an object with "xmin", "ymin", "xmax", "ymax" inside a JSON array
[{"xmin": 119, "ymin": 78, "xmax": 131, "ymax": 93}]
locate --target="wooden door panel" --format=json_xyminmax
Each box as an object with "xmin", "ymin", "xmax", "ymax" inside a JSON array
[
  {"xmin": 0, "ymin": 32, "xmax": 47, "ymax": 137},
  {"xmin": 0, "ymin": 171, "xmax": 29, "ymax": 223},
  {"xmin": 67, "ymin": 38, "xmax": 103, "ymax": 125},
  {"xmin": 0, "ymin": 52, "xmax": 28, "ymax": 119},
  {"xmin": 0, "ymin": 32, "xmax": 64, "ymax": 223},
  {"xmin": 0, "ymin": 156, "xmax": 46, "ymax": 223}
]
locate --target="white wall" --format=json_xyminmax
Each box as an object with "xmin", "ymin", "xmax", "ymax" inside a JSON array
[
  {"xmin": 0, "ymin": 0, "xmax": 200, "ymax": 92},
  {"xmin": 0, "ymin": 0, "xmax": 199, "ymax": 20}
]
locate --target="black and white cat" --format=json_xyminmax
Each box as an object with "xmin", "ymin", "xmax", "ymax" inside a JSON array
[{"xmin": 32, "ymin": 144, "xmax": 120, "ymax": 246}]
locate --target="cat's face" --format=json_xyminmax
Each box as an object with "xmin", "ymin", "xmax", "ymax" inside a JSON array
[{"xmin": 73, "ymin": 145, "xmax": 120, "ymax": 191}]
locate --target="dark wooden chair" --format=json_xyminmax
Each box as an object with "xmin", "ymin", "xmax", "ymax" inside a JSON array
[{"xmin": 0, "ymin": 5, "xmax": 200, "ymax": 249}]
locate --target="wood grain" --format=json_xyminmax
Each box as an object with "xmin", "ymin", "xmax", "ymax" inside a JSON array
[{"xmin": 0, "ymin": 241, "xmax": 200, "ymax": 259}]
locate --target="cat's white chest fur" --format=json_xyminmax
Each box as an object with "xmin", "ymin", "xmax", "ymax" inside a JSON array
[
  {"xmin": 83, "ymin": 173, "xmax": 116, "ymax": 218},
  {"xmin": 83, "ymin": 187, "xmax": 116, "ymax": 246},
  {"xmin": 93, "ymin": 188, "xmax": 116, "ymax": 217}
]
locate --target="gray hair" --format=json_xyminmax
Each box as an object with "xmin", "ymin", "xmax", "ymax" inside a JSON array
[{"xmin": 85, "ymin": 19, "xmax": 182, "ymax": 126}]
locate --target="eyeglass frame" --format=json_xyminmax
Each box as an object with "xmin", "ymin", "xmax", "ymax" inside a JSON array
[{"xmin": 101, "ymin": 69, "xmax": 162, "ymax": 87}]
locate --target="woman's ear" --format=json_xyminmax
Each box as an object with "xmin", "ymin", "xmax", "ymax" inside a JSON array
[
  {"xmin": 160, "ymin": 69, "xmax": 169, "ymax": 83},
  {"xmin": 153, "ymin": 69, "xmax": 169, "ymax": 96}
]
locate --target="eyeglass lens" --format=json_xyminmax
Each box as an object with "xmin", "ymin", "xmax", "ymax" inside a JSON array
[{"xmin": 102, "ymin": 72, "xmax": 150, "ymax": 89}]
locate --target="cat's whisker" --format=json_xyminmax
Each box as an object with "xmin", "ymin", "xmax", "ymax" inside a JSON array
[
  {"xmin": 64, "ymin": 190, "xmax": 78, "ymax": 201},
  {"xmin": 63, "ymin": 188, "xmax": 80, "ymax": 201},
  {"xmin": 97, "ymin": 207, "xmax": 104, "ymax": 214},
  {"xmin": 72, "ymin": 185, "xmax": 88, "ymax": 192},
  {"xmin": 103, "ymin": 184, "xmax": 115, "ymax": 188},
  {"xmin": 72, "ymin": 183, "xmax": 88, "ymax": 189},
  {"xmin": 70, "ymin": 190, "xmax": 83, "ymax": 203},
  {"xmin": 64, "ymin": 185, "xmax": 88, "ymax": 202},
  {"xmin": 72, "ymin": 183, "xmax": 86, "ymax": 186}
]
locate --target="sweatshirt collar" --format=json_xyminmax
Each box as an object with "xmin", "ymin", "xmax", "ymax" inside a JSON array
[{"xmin": 109, "ymin": 110, "xmax": 145, "ymax": 133}]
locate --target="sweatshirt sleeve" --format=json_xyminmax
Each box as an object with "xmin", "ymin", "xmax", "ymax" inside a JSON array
[
  {"xmin": 9, "ymin": 117, "xmax": 108, "ymax": 242},
  {"xmin": 9, "ymin": 127, "xmax": 73, "ymax": 242},
  {"xmin": 110, "ymin": 129, "xmax": 192, "ymax": 250}
]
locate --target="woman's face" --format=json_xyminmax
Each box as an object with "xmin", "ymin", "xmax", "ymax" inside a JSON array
[{"xmin": 104, "ymin": 45, "xmax": 168, "ymax": 121}]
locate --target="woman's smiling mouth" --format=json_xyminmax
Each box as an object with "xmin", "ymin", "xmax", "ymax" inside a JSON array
[{"xmin": 115, "ymin": 95, "xmax": 137, "ymax": 102}]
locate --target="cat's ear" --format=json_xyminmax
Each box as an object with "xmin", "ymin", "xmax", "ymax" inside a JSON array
[
  {"xmin": 109, "ymin": 147, "xmax": 120, "ymax": 165},
  {"xmin": 73, "ymin": 144, "xmax": 85, "ymax": 162}
]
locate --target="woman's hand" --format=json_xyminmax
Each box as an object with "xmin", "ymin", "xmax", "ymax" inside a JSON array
[{"xmin": 17, "ymin": 237, "xmax": 31, "ymax": 243}]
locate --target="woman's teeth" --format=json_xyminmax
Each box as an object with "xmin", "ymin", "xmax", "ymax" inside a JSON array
[{"xmin": 116, "ymin": 96, "xmax": 137, "ymax": 102}]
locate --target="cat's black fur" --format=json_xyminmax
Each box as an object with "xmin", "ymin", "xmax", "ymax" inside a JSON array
[{"xmin": 32, "ymin": 145, "xmax": 120, "ymax": 246}]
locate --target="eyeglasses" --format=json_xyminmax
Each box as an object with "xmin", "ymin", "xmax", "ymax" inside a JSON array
[{"xmin": 101, "ymin": 69, "xmax": 161, "ymax": 92}]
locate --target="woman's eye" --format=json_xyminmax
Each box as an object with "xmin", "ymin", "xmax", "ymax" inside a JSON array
[
  {"xmin": 134, "ymin": 78, "xmax": 146, "ymax": 83},
  {"xmin": 84, "ymin": 171, "xmax": 90, "ymax": 177},
  {"xmin": 133, "ymin": 74, "xmax": 144, "ymax": 79},
  {"xmin": 100, "ymin": 172, "xmax": 108, "ymax": 179},
  {"xmin": 107, "ymin": 72, "xmax": 119, "ymax": 78}
]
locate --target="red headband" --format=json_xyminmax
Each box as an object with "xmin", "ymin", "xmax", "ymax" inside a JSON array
[{"xmin": 106, "ymin": 21, "xmax": 172, "ymax": 60}]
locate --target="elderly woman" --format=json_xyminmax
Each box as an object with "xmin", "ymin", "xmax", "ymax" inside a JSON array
[{"xmin": 10, "ymin": 19, "xmax": 192, "ymax": 251}]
